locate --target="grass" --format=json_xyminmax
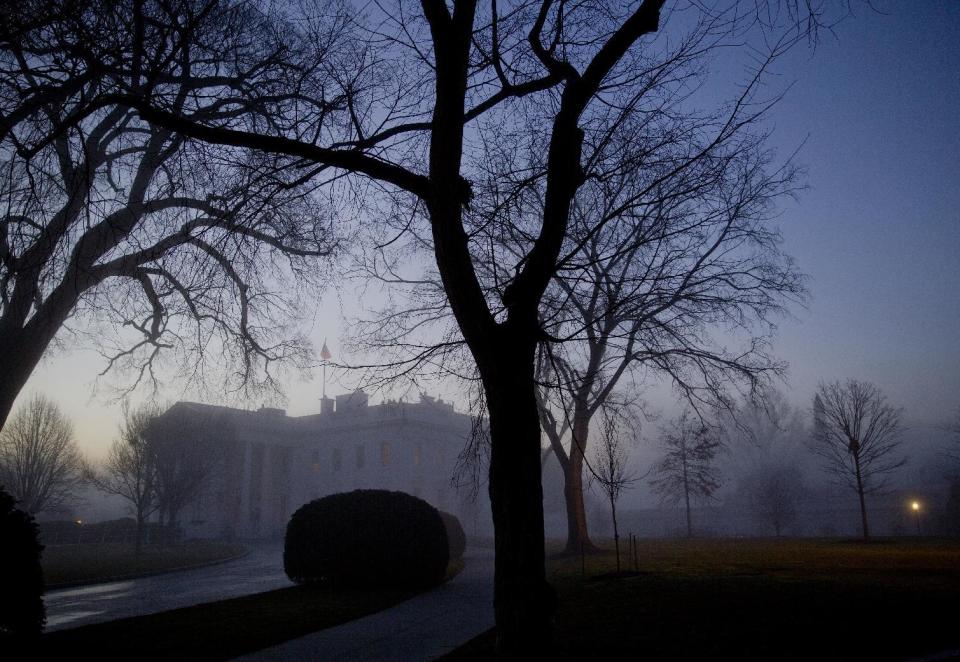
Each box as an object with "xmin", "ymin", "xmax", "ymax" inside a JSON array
[
  {"xmin": 444, "ymin": 538, "xmax": 960, "ymax": 661},
  {"xmin": 29, "ymin": 559, "xmax": 465, "ymax": 661},
  {"xmin": 43, "ymin": 541, "xmax": 248, "ymax": 587}
]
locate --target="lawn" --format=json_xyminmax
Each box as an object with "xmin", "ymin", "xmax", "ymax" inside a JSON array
[
  {"xmin": 43, "ymin": 541, "xmax": 248, "ymax": 587},
  {"xmin": 29, "ymin": 559, "xmax": 465, "ymax": 660},
  {"xmin": 444, "ymin": 538, "xmax": 960, "ymax": 661}
]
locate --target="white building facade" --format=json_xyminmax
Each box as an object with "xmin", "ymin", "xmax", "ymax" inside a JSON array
[{"xmin": 153, "ymin": 392, "xmax": 487, "ymax": 539}]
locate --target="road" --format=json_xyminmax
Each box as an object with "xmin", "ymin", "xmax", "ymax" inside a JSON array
[{"xmin": 44, "ymin": 543, "xmax": 292, "ymax": 631}]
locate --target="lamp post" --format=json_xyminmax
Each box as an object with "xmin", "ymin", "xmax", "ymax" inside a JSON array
[{"xmin": 911, "ymin": 501, "xmax": 921, "ymax": 536}]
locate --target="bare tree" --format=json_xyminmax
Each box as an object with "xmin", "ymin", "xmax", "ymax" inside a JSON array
[
  {"xmin": 0, "ymin": 1, "xmax": 338, "ymax": 431},
  {"xmin": 591, "ymin": 404, "xmax": 636, "ymax": 572},
  {"xmin": 810, "ymin": 380, "xmax": 906, "ymax": 541},
  {"xmin": 88, "ymin": 402, "xmax": 160, "ymax": 555},
  {"xmin": 650, "ymin": 411, "xmax": 723, "ymax": 537},
  {"xmin": 943, "ymin": 406, "xmax": 960, "ymax": 469},
  {"xmin": 23, "ymin": 0, "xmax": 850, "ymax": 650},
  {"xmin": 532, "ymin": 126, "xmax": 803, "ymax": 552},
  {"xmin": 741, "ymin": 462, "xmax": 805, "ymax": 537},
  {"xmin": 350, "ymin": 6, "xmax": 804, "ymax": 558},
  {"xmin": 0, "ymin": 393, "xmax": 83, "ymax": 514},
  {"xmin": 721, "ymin": 391, "xmax": 808, "ymax": 536},
  {"xmin": 148, "ymin": 408, "xmax": 229, "ymax": 537}
]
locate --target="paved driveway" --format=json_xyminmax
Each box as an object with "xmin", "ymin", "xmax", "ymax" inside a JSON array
[
  {"xmin": 44, "ymin": 543, "xmax": 291, "ymax": 631},
  {"xmin": 235, "ymin": 548, "xmax": 495, "ymax": 661}
]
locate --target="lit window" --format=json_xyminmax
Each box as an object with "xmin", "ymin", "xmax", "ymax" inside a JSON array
[{"xmin": 381, "ymin": 442, "xmax": 391, "ymax": 466}]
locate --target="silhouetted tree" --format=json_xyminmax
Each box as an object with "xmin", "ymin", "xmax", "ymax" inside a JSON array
[
  {"xmin": 533, "ymin": 136, "xmax": 803, "ymax": 551},
  {"xmin": 0, "ymin": 2, "xmax": 337, "ymax": 431},
  {"xmin": 810, "ymin": 380, "xmax": 905, "ymax": 541},
  {"xmin": 650, "ymin": 411, "xmax": 722, "ymax": 537},
  {"xmin": 88, "ymin": 403, "xmax": 161, "ymax": 555},
  {"xmin": 0, "ymin": 394, "xmax": 83, "ymax": 515},
  {"xmin": 15, "ymin": 0, "xmax": 848, "ymax": 652},
  {"xmin": 351, "ymin": 4, "xmax": 805, "ymax": 559}
]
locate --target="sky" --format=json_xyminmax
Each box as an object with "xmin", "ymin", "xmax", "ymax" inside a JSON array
[{"xmin": 14, "ymin": 1, "xmax": 960, "ymax": 462}]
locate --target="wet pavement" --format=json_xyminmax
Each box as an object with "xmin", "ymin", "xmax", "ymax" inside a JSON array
[
  {"xmin": 235, "ymin": 548, "xmax": 495, "ymax": 661},
  {"xmin": 44, "ymin": 543, "xmax": 292, "ymax": 631}
]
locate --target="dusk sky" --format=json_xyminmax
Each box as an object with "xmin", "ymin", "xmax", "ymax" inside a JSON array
[{"xmin": 16, "ymin": 0, "xmax": 960, "ymax": 461}]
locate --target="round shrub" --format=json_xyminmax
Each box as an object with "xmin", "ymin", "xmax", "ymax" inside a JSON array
[
  {"xmin": 284, "ymin": 489, "xmax": 448, "ymax": 589},
  {"xmin": 439, "ymin": 511, "xmax": 466, "ymax": 560},
  {"xmin": 0, "ymin": 486, "xmax": 45, "ymax": 638}
]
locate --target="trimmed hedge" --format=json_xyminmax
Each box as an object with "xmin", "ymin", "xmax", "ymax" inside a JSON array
[
  {"xmin": 284, "ymin": 489, "xmax": 448, "ymax": 589},
  {"xmin": 439, "ymin": 511, "xmax": 466, "ymax": 560},
  {"xmin": 0, "ymin": 486, "xmax": 45, "ymax": 637}
]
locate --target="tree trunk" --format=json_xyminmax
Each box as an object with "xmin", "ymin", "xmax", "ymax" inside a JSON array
[
  {"xmin": 610, "ymin": 495, "xmax": 620, "ymax": 573},
  {"xmin": 852, "ymin": 453, "xmax": 870, "ymax": 541},
  {"xmin": 562, "ymin": 439, "xmax": 597, "ymax": 554},
  {"xmin": 135, "ymin": 512, "xmax": 145, "ymax": 556},
  {"xmin": 682, "ymin": 456, "xmax": 693, "ymax": 538},
  {"xmin": 0, "ymin": 329, "xmax": 54, "ymax": 431},
  {"xmin": 168, "ymin": 506, "xmax": 181, "ymax": 545},
  {"xmin": 482, "ymin": 338, "xmax": 556, "ymax": 658},
  {"xmin": 0, "ymin": 286, "xmax": 84, "ymax": 431}
]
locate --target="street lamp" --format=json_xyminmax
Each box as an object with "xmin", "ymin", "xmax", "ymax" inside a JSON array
[{"xmin": 910, "ymin": 501, "xmax": 921, "ymax": 536}]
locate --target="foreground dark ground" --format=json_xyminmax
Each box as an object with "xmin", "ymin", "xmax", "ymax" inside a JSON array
[{"xmin": 444, "ymin": 538, "xmax": 960, "ymax": 661}]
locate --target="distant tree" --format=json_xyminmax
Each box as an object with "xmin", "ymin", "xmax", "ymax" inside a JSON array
[
  {"xmin": 944, "ymin": 406, "xmax": 960, "ymax": 469},
  {"xmin": 0, "ymin": 394, "xmax": 83, "ymax": 515},
  {"xmin": 810, "ymin": 380, "xmax": 905, "ymax": 541},
  {"xmin": 148, "ymin": 411, "xmax": 226, "ymax": 538},
  {"xmin": 0, "ymin": 485, "xmax": 45, "ymax": 638},
  {"xmin": 723, "ymin": 390, "xmax": 807, "ymax": 451},
  {"xmin": 741, "ymin": 462, "xmax": 805, "ymax": 537},
  {"xmin": 650, "ymin": 411, "xmax": 723, "ymax": 537},
  {"xmin": 941, "ymin": 407, "xmax": 960, "ymax": 537},
  {"xmin": 591, "ymin": 405, "xmax": 636, "ymax": 572},
  {"xmin": 721, "ymin": 391, "xmax": 807, "ymax": 536},
  {"xmin": 88, "ymin": 403, "xmax": 160, "ymax": 555}
]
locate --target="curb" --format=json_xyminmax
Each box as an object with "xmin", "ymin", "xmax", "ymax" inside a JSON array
[{"xmin": 46, "ymin": 546, "xmax": 251, "ymax": 591}]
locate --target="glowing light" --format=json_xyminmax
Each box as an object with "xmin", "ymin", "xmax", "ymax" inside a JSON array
[
  {"xmin": 911, "ymin": 501, "xmax": 920, "ymax": 512},
  {"xmin": 75, "ymin": 519, "xmax": 83, "ymax": 525}
]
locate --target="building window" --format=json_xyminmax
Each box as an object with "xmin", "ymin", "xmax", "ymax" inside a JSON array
[
  {"xmin": 413, "ymin": 443, "xmax": 422, "ymax": 467},
  {"xmin": 312, "ymin": 448, "xmax": 321, "ymax": 471},
  {"xmin": 332, "ymin": 448, "xmax": 342, "ymax": 471},
  {"xmin": 356, "ymin": 444, "xmax": 365, "ymax": 469},
  {"xmin": 381, "ymin": 442, "xmax": 391, "ymax": 466}
]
